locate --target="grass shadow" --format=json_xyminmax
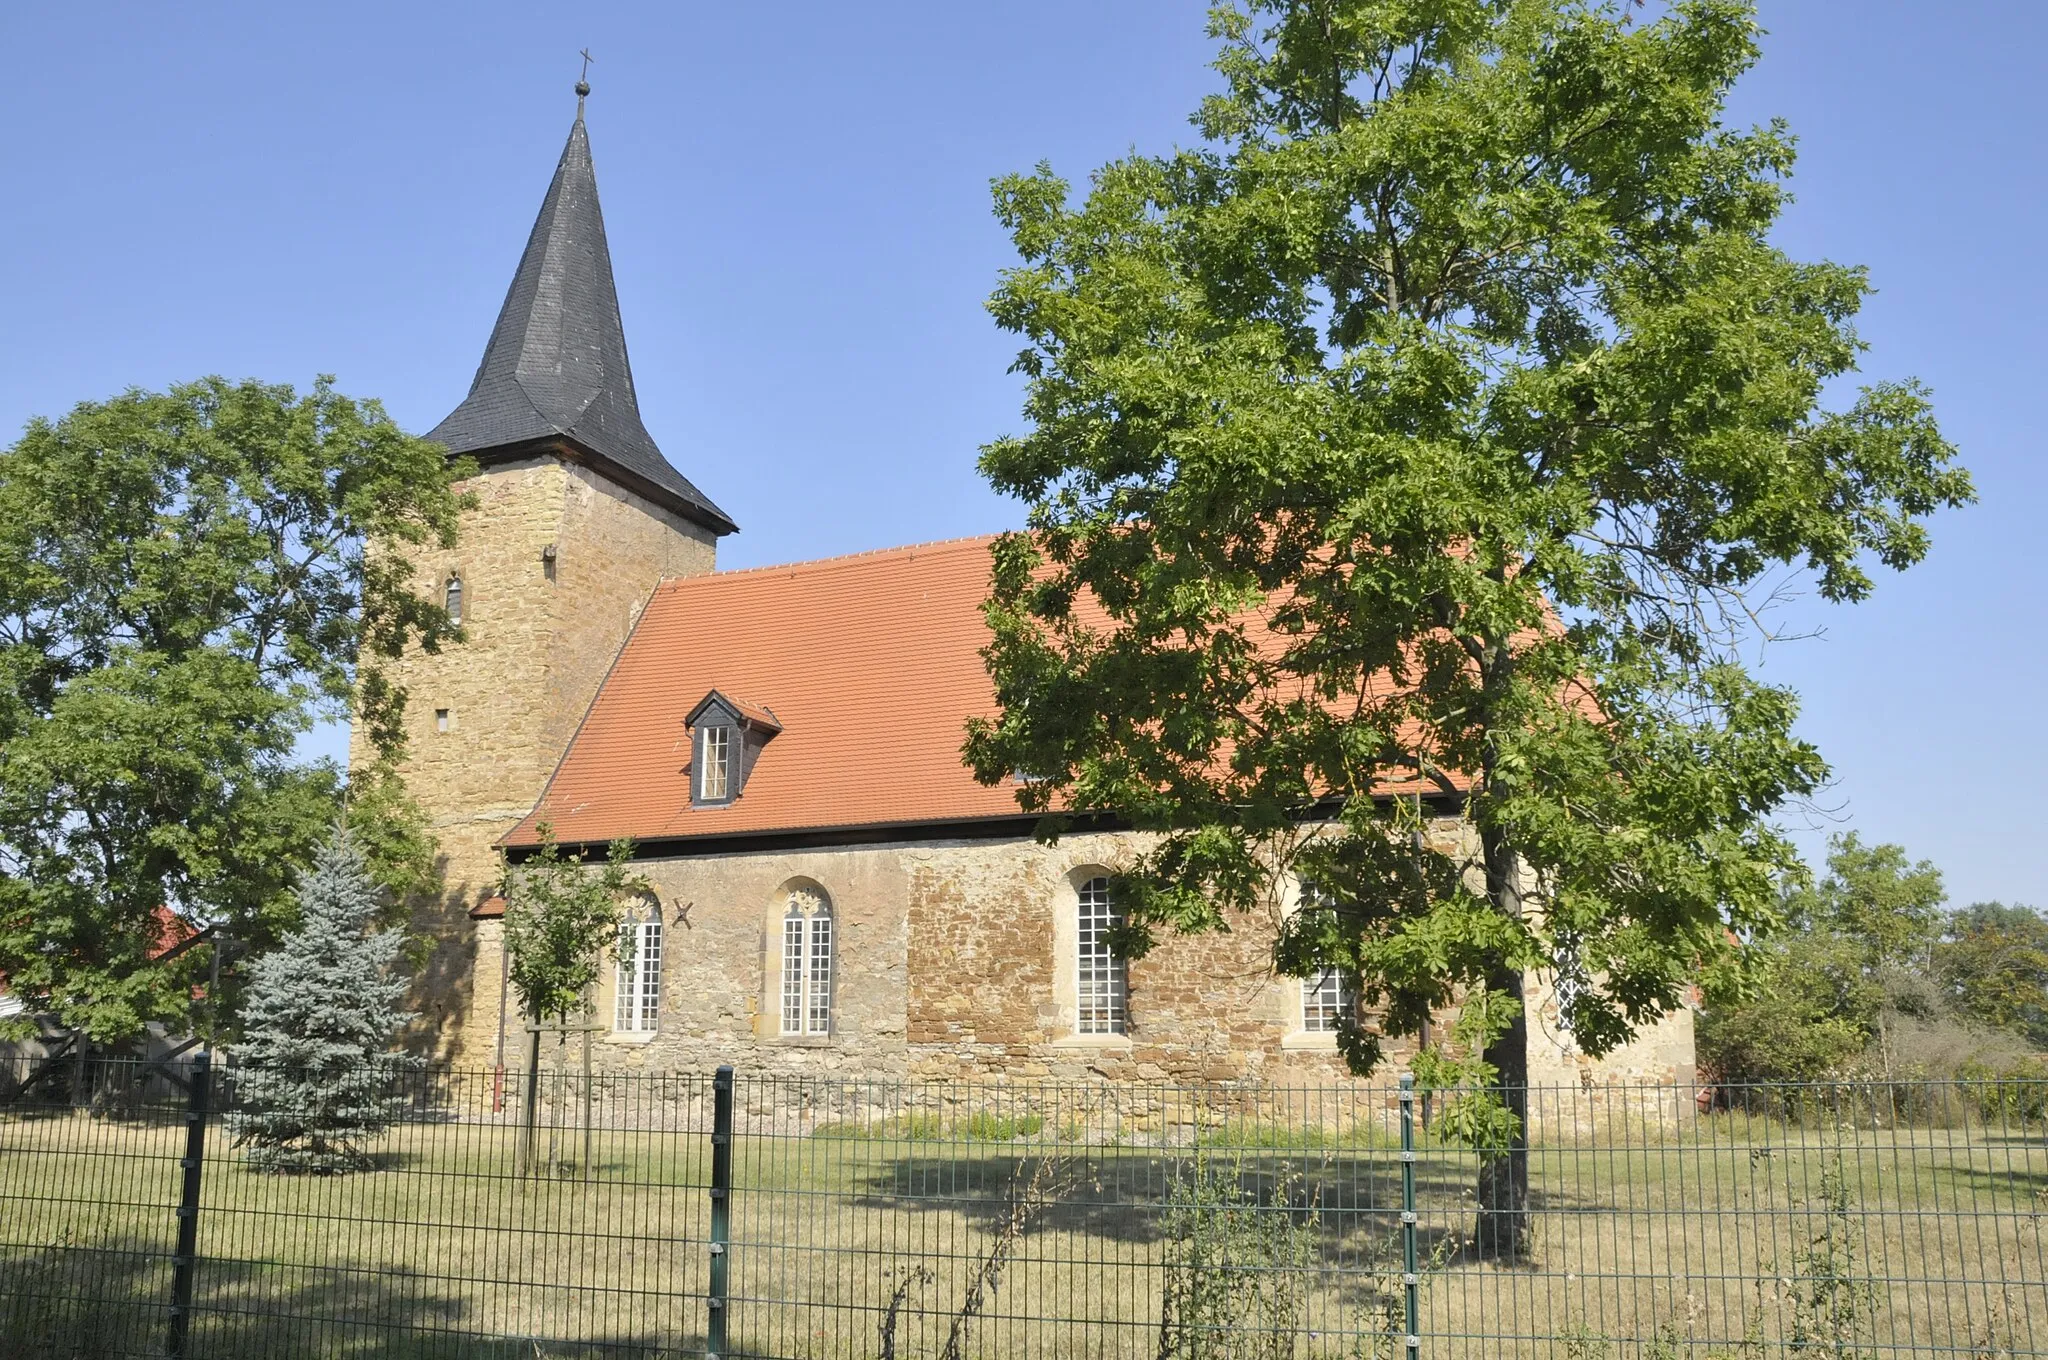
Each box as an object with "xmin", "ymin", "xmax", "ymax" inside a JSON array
[
  {"xmin": 1, "ymin": 1236, "xmax": 706, "ymax": 1360},
  {"xmin": 847, "ymin": 1146, "xmax": 1475, "ymax": 1257}
]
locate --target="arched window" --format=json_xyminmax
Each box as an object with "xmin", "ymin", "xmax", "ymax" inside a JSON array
[
  {"xmin": 444, "ymin": 573, "xmax": 464, "ymax": 626},
  {"xmin": 1076, "ymin": 876, "xmax": 1127, "ymax": 1035},
  {"xmin": 780, "ymin": 887, "xmax": 833, "ymax": 1036},
  {"xmin": 615, "ymin": 901, "xmax": 662, "ymax": 1034}
]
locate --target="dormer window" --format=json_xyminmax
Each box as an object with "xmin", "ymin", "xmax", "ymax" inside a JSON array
[
  {"xmin": 698, "ymin": 724, "xmax": 732, "ymax": 802},
  {"xmin": 686, "ymin": 689, "xmax": 782, "ymax": 808}
]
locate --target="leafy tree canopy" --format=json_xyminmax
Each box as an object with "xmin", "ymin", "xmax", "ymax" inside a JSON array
[
  {"xmin": 0, "ymin": 377, "xmax": 468, "ymax": 1041},
  {"xmin": 502, "ymin": 827, "xmax": 647, "ymax": 1029},
  {"xmin": 1699, "ymin": 835, "xmax": 1947, "ymax": 1085},
  {"xmin": 1785, "ymin": 833, "xmax": 1943, "ymax": 971},
  {"xmin": 1937, "ymin": 902, "xmax": 2048, "ymax": 1049},
  {"xmin": 967, "ymin": 0, "xmax": 1970, "ymax": 1104}
]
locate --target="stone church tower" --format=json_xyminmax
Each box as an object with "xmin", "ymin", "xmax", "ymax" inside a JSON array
[{"xmin": 350, "ymin": 88, "xmax": 736, "ymax": 1056}]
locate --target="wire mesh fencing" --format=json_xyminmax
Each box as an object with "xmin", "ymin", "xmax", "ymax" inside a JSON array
[{"xmin": 1, "ymin": 1055, "xmax": 2042, "ymax": 1358}]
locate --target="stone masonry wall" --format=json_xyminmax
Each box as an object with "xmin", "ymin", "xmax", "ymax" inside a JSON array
[
  {"xmin": 469, "ymin": 825, "xmax": 1696, "ymax": 1116},
  {"xmin": 350, "ymin": 453, "xmax": 715, "ymax": 1062},
  {"xmin": 540, "ymin": 464, "xmax": 717, "ymax": 763}
]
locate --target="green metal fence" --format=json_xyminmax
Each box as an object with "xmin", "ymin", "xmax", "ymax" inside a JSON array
[{"xmin": 1, "ymin": 1055, "xmax": 2041, "ymax": 1358}]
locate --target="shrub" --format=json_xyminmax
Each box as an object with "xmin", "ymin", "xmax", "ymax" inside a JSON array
[{"xmin": 1157, "ymin": 1157, "xmax": 1320, "ymax": 1360}]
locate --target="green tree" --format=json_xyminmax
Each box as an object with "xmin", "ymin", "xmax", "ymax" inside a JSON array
[
  {"xmin": 1693, "ymin": 938, "xmax": 1871, "ymax": 1087},
  {"xmin": 0, "ymin": 377, "xmax": 467, "ymax": 1042},
  {"xmin": 500, "ymin": 826, "xmax": 645, "ymax": 1175},
  {"xmin": 967, "ymin": 1, "xmax": 1969, "ymax": 1256},
  {"xmin": 1791, "ymin": 835, "xmax": 1944, "ymax": 977},
  {"xmin": 228, "ymin": 834, "xmax": 413, "ymax": 1174},
  {"xmin": 1787, "ymin": 834, "xmax": 1944, "ymax": 1079},
  {"xmin": 1936, "ymin": 903, "xmax": 2048, "ymax": 1049},
  {"xmin": 501, "ymin": 827, "xmax": 646, "ymax": 1031},
  {"xmin": 1698, "ymin": 836, "xmax": 1945, "ymax": 1086}
]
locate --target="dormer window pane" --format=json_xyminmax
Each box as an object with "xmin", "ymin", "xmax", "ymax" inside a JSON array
[{"xmin": 700, "ymin": 725, "xmax": 731, "ymax": 801}]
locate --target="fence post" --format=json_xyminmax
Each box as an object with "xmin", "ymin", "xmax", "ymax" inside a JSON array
[
  {"xmin": 708, "ymin": 1065, "xmax": 733, "ymax": 1360},
  {"xmin": 1399, "ymin": 1074, "xmax": 1421, "ymax": 1359},
  {"xmin": 165, "ymin": 1050, "xmax": 212, "ymax": 1359}
]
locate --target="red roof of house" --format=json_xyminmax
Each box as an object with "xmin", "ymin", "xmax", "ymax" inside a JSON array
[
  {"xmin": 507, "ymin": 536, "xmax": 1025, "ymax": 848},
  {"xmin": 506, "ymin": 534, "xmax": 1464, "ymax": 852}
]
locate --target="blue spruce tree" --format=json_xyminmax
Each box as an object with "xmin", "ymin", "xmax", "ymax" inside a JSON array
[{"xmin": 229, "ymin": 834, "xmax": 412, "ymax": 1173}]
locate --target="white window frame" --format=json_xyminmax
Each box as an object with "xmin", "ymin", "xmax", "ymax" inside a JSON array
[
  {"xmin": 699, "ymin": 725, "xmax": 732, "ymax": 801},
  {"xmin": 1300, "ymin": 968, "xmax": 1358, "ymax": 1034},
  {"xmin": 1076, "ymin": 876, "xmax": 1128, "ymax": 1036},
  {"xmin": 1292, "ymin": 880, "xmax": 1361, "ymax": 1037},
  {"xmin": 614, "ymin": 915, "xmax": 662, "ymax": 1034},
  {"xmin": 780, "ymin": 891, "xmax": 833, "ymax": 1037}
]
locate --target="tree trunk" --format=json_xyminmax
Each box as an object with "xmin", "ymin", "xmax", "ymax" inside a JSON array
[
  {"xmin": 547, "ymin": 1030, "xmax": 565, "ymax": 1175},
  {"xmin": 1473, "ymin": 824, "xmax": 1532, "ymax": 1261},
  {"xmin": 1473, "ymin": 962, "xmax": 1531, "ymax": 1260},
  {"xmin": 517, "ymin": 1027, "xmax": 541, "ymax": 1180}
]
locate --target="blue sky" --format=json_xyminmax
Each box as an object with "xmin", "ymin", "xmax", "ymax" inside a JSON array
[{"xmin": 1, "ymin": 3, "xmax": 2039, "ymax": 907}]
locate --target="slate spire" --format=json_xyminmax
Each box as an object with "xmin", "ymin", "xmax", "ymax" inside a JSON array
[{"xmin": 427, "ymin": 90, "xmax": 736, "ymax": 536}]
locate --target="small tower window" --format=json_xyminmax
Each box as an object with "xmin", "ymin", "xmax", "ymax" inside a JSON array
[
  {"xmin": 542, "ymin": 544, "xmax": 558, "ymax": 583},
  {"xmin": 444, "ymin": 573, "xmax": 464, "ymax": 626},
  {"xmin": 698, "ymin": 725, "xmax": 732, "ymax": 802}
]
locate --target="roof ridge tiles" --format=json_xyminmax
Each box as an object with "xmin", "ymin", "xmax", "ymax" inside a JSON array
[{"xmin": 660, "ymin": 533, "xmax": 1001, "ymax": 592}]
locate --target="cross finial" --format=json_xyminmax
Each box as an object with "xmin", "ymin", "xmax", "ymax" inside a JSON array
[{"xmin": 575, "ymin": 48, "xmax": 594, "ymax": 101}]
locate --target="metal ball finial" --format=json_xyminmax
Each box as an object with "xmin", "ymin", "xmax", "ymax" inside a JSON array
[{"xmin": 575, "ymin": 79, "xmax": 591, "ymax": 97}]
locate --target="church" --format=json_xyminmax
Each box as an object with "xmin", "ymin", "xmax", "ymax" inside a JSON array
[{"xmin": 358, "ymin": 89, "xmax": 1695, "ymax": 1094}]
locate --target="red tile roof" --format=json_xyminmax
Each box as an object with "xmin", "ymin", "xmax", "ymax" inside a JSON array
[
  {"xmin": 507, "ymin": 537, "xmax": 1025, "ymax": 848},
  {"xmin": 506, "ymin": 534, "xmax": 1465, "ymax": 852},
  {"xmin": 687, "ymin": 690, "xmax": 782, "ymax": 733}
]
